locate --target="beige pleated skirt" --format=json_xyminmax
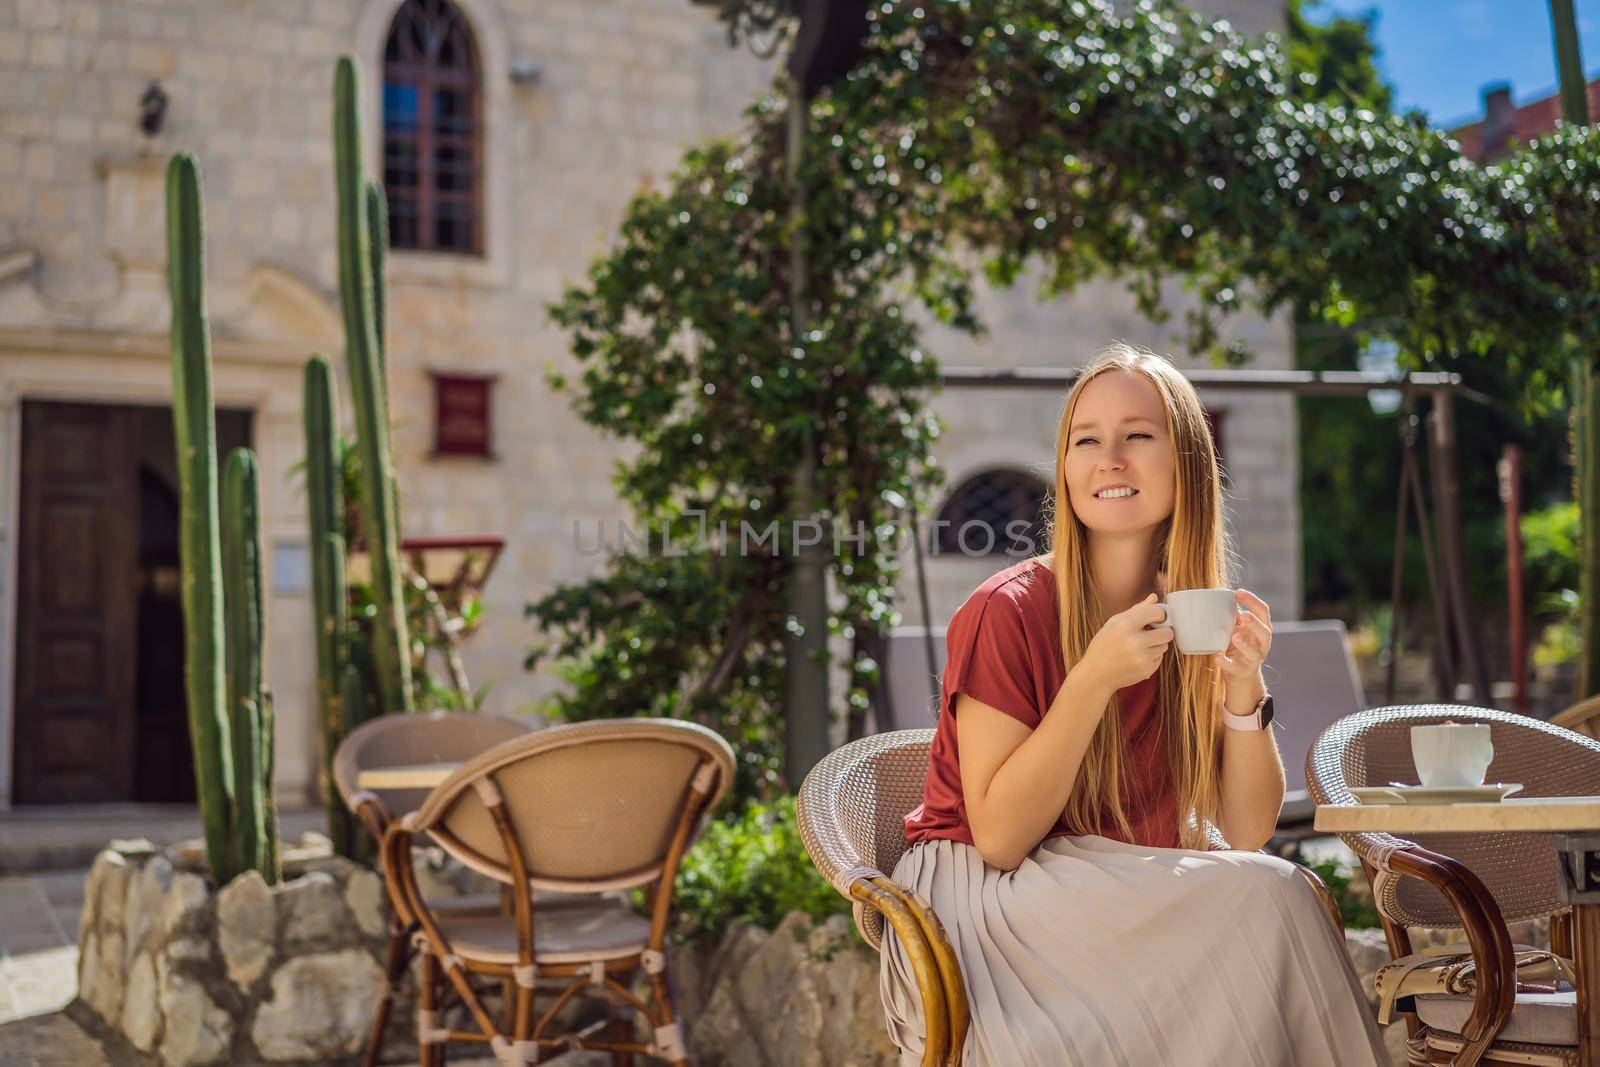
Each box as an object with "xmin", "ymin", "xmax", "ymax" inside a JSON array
[{"xmin": 880, "ymin": 835, "xmax": 1387, "ymax": 1067}]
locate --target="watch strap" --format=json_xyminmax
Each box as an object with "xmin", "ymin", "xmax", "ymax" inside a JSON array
[{"xmin": 1223, "ymin": 692, "xmax": 1272, "ymax": 732}]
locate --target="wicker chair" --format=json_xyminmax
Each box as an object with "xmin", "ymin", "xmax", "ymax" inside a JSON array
[
  {"xmin": 796, "ymin": 728, "xmax": 1346, "ymax": 1067},
  {"xmin": 1552, "ymin": 694, "xmax": 1600, "ymax": 743},
  {"xmin": 382, "ymin": 717, "xmax": 734, "ymax": 1066},
  {"xmin": 333, "ymin": 710, "xmax": 535, "ymax": 1067},
  {"xmin": 1307, "ymin": 704, "xmax": 1600, "ymax": 1067}
]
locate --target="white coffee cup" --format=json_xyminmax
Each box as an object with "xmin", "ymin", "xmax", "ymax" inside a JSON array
[
  {"xmin": 1410, "ymin": 723, "xmax": 1493, "ymax": 787},
  {"xmin": 1161, "ymin": 589, "xmax": 1238, "ymax": 655}
]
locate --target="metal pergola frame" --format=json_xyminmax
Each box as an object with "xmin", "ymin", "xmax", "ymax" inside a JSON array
[{"xmin": 902, "ymin": 367, "xmax": 1496, "ymax": 718}]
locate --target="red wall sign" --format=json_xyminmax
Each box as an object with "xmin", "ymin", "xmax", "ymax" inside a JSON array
[{"xmin": 432, "ymin": 373, "xmax": 494, "ymax": 457}]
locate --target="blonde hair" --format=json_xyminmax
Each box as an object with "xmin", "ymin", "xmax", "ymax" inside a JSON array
[{"xmin": 1040, "ymin": 343, "xmax": 1230, "ymax": 850}]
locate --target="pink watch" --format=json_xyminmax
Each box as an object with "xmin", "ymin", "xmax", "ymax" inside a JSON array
[{"xmin": 1224, "ymin": 693, "xmax": 1274, "ymax": 732}]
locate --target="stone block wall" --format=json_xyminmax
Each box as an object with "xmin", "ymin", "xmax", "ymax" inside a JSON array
[{"xmin": 75, "ymin": 837, "xmax": 392, "ymax": 1065}]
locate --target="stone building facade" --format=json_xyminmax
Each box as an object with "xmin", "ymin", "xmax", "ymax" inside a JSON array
[{"xmin": 0, "ymin": 0, "xmax": 1295, "ymax": 807}]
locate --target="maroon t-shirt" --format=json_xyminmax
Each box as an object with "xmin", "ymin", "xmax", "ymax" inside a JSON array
[{"xmin": 904, "ymin": 556, "xmax": 1181, "ymax": 850}]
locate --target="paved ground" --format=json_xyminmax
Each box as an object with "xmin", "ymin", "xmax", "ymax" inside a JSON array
[
  {"xmin": 0, "ymin": 865, "xmax": 107, "ymax": 1065},
  {"xmin": 0, "ymin": 805, "xmax": 324, "ymax": 876},
  {"xmin": 0, "ymin": 871, "xmax": 82, "ymax": 1030}
]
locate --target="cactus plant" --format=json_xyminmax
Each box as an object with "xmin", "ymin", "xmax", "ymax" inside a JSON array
[
  {"xmin": 223, "ymin": 447, "xmax": 277, "ymax": 883},
  {"xmin": 366, "ymin": 181, "xmax": 389, "ymax": 397},
  {"xmin": 334, "ymin": 55, "xmax": 413, "ymax": 716},
  {"xmin": 303, "ymin": 355, "xmax": 357, "ymax": 853},
  {"xmin": 167, "ymin": 152, "xmax": 276, "ymax": 886},
  {"xmin": 341, "ymin": 664, "xmax": 368, "ymax": 748}
]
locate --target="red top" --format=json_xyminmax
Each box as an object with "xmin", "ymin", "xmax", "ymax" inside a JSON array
[{"xmin": 904, "ymin": 556, "xmax": 1181, "ymax": 850}]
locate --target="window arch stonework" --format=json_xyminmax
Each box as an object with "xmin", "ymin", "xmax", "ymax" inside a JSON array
[
  {"xmin": 936, "ymin": 469, "xmax": 1050, "ymax": 557},
  {"xmin": 382, "ymin": 0, "xmax": 484, "ymax": 255},
  {"xmin": 355, "ymin": 0, "xmax": 511, "ymax": 288}
]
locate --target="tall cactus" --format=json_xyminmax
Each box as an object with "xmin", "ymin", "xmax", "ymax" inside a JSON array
[
  {"xmin": 334, "ymin": 55, "xmax": 413, "ymax": 715},
  {"xmin": 167, "ymin": 152, "xmax": 276, "ymax": 886},
  {"xmin": 168, "ymin": 152, "xmax": 236, "ymax": 881},
  {"xmin": 223, "ymin": 448, "xmax": 277, "ymax": 883},
  {"xmin": 304, "ymin": 355, "xmax": 358, "ymax": 854}
]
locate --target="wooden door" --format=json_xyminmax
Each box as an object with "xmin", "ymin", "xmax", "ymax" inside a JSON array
[{"xmin": 13, "ymin": 402, "xmax": 140, "ymax": 802}]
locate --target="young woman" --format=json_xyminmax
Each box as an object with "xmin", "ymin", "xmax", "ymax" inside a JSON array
[{"xmin": 880, "ymin": 345, "xmax": 1386, "ymax": 1066}]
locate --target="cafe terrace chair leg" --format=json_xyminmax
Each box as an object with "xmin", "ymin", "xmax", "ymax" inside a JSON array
[
  {"xmin": 350, "ymin": 797, "xmax": 413, "ymax": 1067},
  {"xmin": 362, "ymin": 913, "xmax": 418, "ymax": 1067},
  {"xmin": 416, "ymin": 943, "xmax": 442, "ymax": 1067}
]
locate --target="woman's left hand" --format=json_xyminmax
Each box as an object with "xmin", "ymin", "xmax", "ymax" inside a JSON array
[{"xmin": 1216, "ymin": 588, "xmax": 1272, "ymax": 689}]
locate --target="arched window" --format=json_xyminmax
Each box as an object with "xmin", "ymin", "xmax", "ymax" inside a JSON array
[
  {"xmin": 936, "ymin": 470, "xmax": 1049, "ymax": 556},
  {"xmin": 382, "ymin": 0, "xmax": 482, "ymax": 254}
]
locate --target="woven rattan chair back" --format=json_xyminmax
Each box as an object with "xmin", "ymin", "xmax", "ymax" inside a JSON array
[
  {"xmin": 1306, "ymin": 704, "xmax": 1600, "ymax": 928},
  {"xmin": 797, "ymin": 729, "xmax": 935, "ymax": 949},
  {"xmin": 333, "ymin": 710, "xmax": 534, "ymax": 826},
  {"xmin": 408, "ymin": 718, "xmax": 735, "ymax": 892}
]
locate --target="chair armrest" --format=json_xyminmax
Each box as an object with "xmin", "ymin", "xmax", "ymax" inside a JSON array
[
  {"xmin": 1289, "ymin": 860, "xmax": 1344, "ymax": 936},
  {"xmin": 840, "ymin": 870, "xmax": 957, "ymax": 1067},
  {"xmin": 1368, "ymin": 843, "xmax": 1517, "ymax": 1060},
  {"xmin": 862, "ymin": 874, "xmax": 970, "ymax": 1067},
  {"xmin": 353, "ymin": 796, "xmax": 391, "ymax": 849},
  {"xmin": 378, "ymin": 818, "xmax": 434, "ymax": 931}
]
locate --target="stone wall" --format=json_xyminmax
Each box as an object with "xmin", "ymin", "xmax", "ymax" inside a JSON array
[{"xmin": 74, "ymin": 836, "xmax": 393, "ymax": 1066}]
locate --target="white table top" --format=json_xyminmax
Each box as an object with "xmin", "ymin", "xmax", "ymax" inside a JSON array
[
  {"xmin": 355, "ymin": 763, "xmax": 458, "ymax": 791},
  {"xmin": 1315, "ymin": 795, "xmax": 1600, "ymax": 834}
]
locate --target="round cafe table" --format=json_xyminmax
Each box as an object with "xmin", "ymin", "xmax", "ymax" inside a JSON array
[
  {"xmin": 1316, "ymin": 796, "xmax": 1600, "ymax": 1065},
  {"xmin": 355, "ymin": 763, "xmax": 458, "ymax": 791}
]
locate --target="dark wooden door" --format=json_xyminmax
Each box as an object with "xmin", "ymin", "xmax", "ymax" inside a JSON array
[{"xmin": 13, "ymin": 402, "xmax": 140, "ymax": 802}]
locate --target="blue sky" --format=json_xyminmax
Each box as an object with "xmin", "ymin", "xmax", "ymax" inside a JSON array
[{"xmin": 1308, "ymin": 0, "xmax": 1600, "ymax": 127}]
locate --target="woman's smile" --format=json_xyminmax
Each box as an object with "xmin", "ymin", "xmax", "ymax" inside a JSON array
[{"xmin": 1093, "ymin": 484, "xmax": 1139, "ymax": 500}]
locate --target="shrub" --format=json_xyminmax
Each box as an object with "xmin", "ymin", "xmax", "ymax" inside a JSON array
[
  {"xmin": 1305, "ymin": 855, "xmax": 1383, "ymax": 930},
  {"xmin": 1523, "ymin": 501, "xmax": 1579, "ymax": 610},
  {"xmin": 1522, "ymin": 501, "xmax": 1581, "ymax": 668},
  {"xmin": 665, "ymin": 795, "xmax": 851, "ymax": 943}
]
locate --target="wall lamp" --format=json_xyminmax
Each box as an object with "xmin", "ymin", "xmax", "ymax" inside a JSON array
[{"xmin": 140, "ymin": 81, "xmax": 169, "ymax": 136}]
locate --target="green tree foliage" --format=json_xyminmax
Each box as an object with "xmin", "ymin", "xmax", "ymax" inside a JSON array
[
  {"xmin": 528, "ymin": 132, "xmax": 960, "ymax": 795},
  {"xmin": 530, "ymin": 0, "xmax": 1600, "ymax": 790},
  {"xmin": 1287, "ymin": 3, "xmax": 1571, "ymax": 631},
  {"xmin": 1285, "ymin": 0, "xmax": 1391, "ymax": 113}
]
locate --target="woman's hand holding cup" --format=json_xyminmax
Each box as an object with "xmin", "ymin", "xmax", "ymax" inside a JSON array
[
  {"xmin": 1075, "ymin": 593, "xmax": 1174, "ymax": 692},
  {"xmin": 1215, "ymin": 588, "xmax": 1273, "ymax": 685}
]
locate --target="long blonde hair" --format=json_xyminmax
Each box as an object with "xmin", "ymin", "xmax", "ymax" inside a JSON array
[{"xmin": 1041, "ymin": 343, "xmax": 1230, "ymax": 849}]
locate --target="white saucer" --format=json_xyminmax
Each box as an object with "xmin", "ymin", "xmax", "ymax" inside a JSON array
[{"xmin": 1352, "ymin": 783, "xmax": 1524, "ymax": 805}]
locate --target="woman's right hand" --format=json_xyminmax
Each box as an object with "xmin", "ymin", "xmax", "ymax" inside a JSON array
[{"xmin": 1074, "ymin": 593, "xmax": 1174, "ymax": 692}]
